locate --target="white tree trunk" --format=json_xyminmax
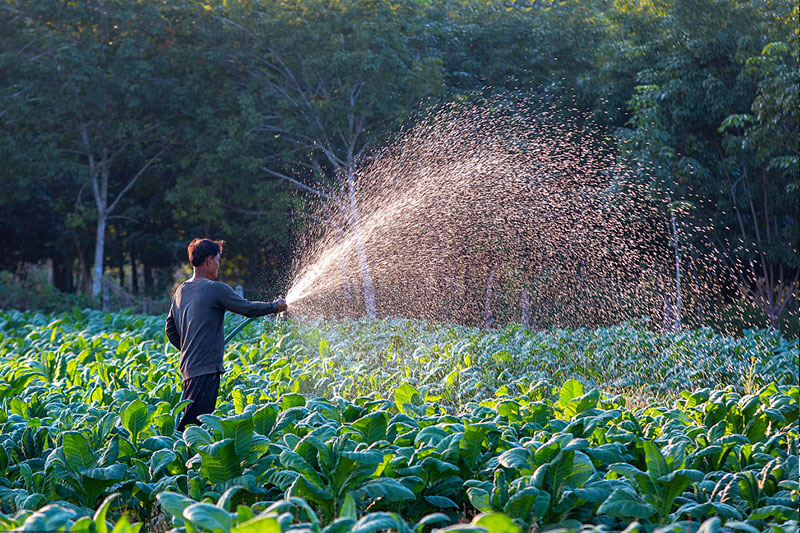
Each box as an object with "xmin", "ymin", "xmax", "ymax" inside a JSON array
[
  {"xmin": 483, "ymin": 265, "xmax": 497, "ymax": 328},
  {"xmin": 669, "ymin": 204, "xmax": 682, "ymax": 330},
  {"xmin": 92, "ymin": 213, "xmax": 106, "ymax": 299},
  {"xmin": 345, "ymin": 166, "xmax": 377, "ymax": 318},
  {"xmin": 520, "ymin": 286, "xmax": 531, "ymax": 328}
]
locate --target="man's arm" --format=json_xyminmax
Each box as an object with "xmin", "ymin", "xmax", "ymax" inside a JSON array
[
  {"xmin": 216, "ymin": 283, "xmax": 285, "ymax": 317},
  {"xmin": 165, "ymin": 303, "xmax": 181, "ymax": 350}
]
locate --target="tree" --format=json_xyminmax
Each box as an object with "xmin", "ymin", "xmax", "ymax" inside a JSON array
[
  {"xmin": 226, "ymin": 0, "xmax": 444, "ymax": 317},
  {"xmin": 607, "ymin": 0, "xmax": 798, "ymax": 331},
  {"xmin": 19, "ymin": 1, "xmax": 178, "ymax": 300},
  {"xmin": 715, "ymin": 5, "xmax": 799, "ymax": 328},
  {"xmin": 0, "ymin": 4, "xmax": 67, "ymax": 271}
]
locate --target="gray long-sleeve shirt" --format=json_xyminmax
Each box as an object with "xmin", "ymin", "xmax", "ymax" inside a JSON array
[{"xmin": 165, "ymin": 278, "xmax": 280, "ymax": 380}]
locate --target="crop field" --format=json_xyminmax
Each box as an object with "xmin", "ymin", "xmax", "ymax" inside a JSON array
[{"xmin": 0, "ymin": 309, "xmax": 797, "ymax": 532}]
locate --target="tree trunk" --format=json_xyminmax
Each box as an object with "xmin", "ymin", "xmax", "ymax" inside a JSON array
[
  {"xmin": 71, "ymin": 228, "xmax": 91, "ymax": 294},
  {"xmin": 131, "ymin": 254, "xmax": 138, "ymax": 294},
  {"xmin": 668, "ymin": 197, "xmax": 682, "ymax": 330},
  {"xmin": 345, "ymin": 165, "xmax": 376, "ymax": 318},
  {"xmin": 144, "ymin": 262, "xmax": 153, "ymax": 293},
  {"xmin": 339, "ymin": 253, "xmax": 354, "ymax": 315},
  {"xmin": 51, "ymin": 257, "xmax": 73, "ymax": 293},
  {"xmin": 92, "ymin": 215, "xmax": 106, "ymax": 300},
  {"xmin": 483, "ymin": 264, "xmax": 497, "ymax": 328},
  {"xmin": 520, "ymin": 286, "xmax": 531, "ymax": 328}
]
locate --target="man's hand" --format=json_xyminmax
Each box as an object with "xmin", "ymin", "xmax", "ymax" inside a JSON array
[{"xmin": 275, "ymin": 298, "xmax": 288, "ymax": 313}]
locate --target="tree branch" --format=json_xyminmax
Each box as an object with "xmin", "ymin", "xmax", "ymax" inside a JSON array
[{"xmin": 106, "ymin": 145, "xmax": 166, "ymax": 215}]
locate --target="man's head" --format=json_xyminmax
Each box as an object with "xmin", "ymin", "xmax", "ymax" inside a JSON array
[{"xmin": 188, "ymin": 238, "xmax": 225, "ymax": 280}]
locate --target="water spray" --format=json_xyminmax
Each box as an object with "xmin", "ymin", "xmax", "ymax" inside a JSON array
[{"xmin": 282, "ymin": 95, "xmax": 711, "ymax": 327}]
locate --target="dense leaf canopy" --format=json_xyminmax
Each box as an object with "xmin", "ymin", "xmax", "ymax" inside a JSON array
[{"xmin": 0, "ymin": 0, "xmax": 796, "ymax": 328}]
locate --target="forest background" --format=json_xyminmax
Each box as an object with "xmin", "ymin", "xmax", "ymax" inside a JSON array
[{"xmin": 0, "ymin": 0, "xmax": 797, "ymax": 333}]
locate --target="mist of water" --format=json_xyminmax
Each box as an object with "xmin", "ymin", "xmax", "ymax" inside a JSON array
[{"xmin": 283, "ymin": 96, "xmax": 732, "ymax": 330}]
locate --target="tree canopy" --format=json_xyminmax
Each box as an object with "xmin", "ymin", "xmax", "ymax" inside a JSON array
[{"xmin": 1, "ymin": 0, "xmax": 796, "ymax": 330}]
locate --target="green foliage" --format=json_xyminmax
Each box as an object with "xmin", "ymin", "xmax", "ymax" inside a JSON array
[
  {"xmin": 0, "ymin": 310, "xmax": 796, "ymax": 532},
  {"xmin": 0, "ymin": 270, "xmax": 89, "ymax": 313}
]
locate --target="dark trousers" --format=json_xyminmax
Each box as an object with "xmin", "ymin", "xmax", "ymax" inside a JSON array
[{"xmin": 177, "ymin": 372, "xmax": 221, "ymax": 432}]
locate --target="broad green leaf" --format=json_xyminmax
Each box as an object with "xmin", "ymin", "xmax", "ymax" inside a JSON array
[
  {"xmin": 353, "ymin": 479, "xmax": 416, "ymax": 502},
  {"xmin": 642, "ymin": 441, "xmax": 668, "ymax": 479},
  {"xmin": 497, "ymin": 448, "xmax": 534, "ymax": 471},
  {"xmin": 232, "ymin": 514, "xmax": 281, "ymax": 533},
  {"xmin": 351, "ymin": 512, "xmax": 406, "ymax": 533},
  {"xmin": 394, "ymin": 383, "xmax": 422, "ymax": 415},
  {"xmin": 252, "ymin": 405, "xmax": 278, "ymax": 436},
  {"xmin": 532, "ymin": 490, "xmax": 551, "ymax": 518},
  {"xmin": 503, "ymin": 487, "xmax": 540, "ymax": 519},
  {"xmin": 340, "ymin": 492, "xmax": 358, "ymax": 519},
  {"xmin": 110, "ymin": 516, "xmax": 141, "ymax": 533},
  {"xmin": 609, "ymin": 462, "xmax": 647, "ymax": 479},
  {"xmin": 597, "ymin": 488, "xmax": 657, "ymax": 519},
  {"xmin": 281, "ymin": 393, "xmax": 305, "ymax": 409},
  {"xmin": 563, "ymin": 451, "xmax": 594, "ymax": 489},
  {"xmin": 20, "ymin": 503, "xmax": 80, "ymax": 532},
  {"xmin": 322, "ymin": 518, "xmax": 357, "ymax": 533},
  {"xmin": 183, "ymin": 503, "xmax": 232, "ymax": 533},
  {"xmin": 415, "ymin": 513, "xmax": 450, "ymax": 532},
  {"xmin": 460, "ymin": 424, "xmax": 490, "ymax": 472},
  {"xmin": 339, "ymin": 449, "xmax": 387, "ymax": 465},
  {"xmin": 220, "ymin": 417, "xmax": 254, "ymax": 458},
  {"xmin": 183, "ymin": 426, "xmax": 214, "ymax": 448},
  {"xmin": 350, "ymin": 411, "xmax": 388, "ymax": 444},
  {"xmin": 62, "ymin": 431, "xmax": 98, "ymax": 471},
  {"xmin": 198, "ymin": 439, "xmax": 243, "ymax": 484},
  {"xmin": 71, "ymin": 517, "xmax": 94, "ymax": 532},
  {"xmin": 319, "ymin": 338, "xmax": 330, "ymax": 357},
  {"xmin": 92, "ymin": 492, "xmax": 120, "ymax": 533},
  {"xmin": 216, "ymin": 486, "xmax": 242, "ymax": 511},
  {"xmin": 748, "ymin": 504, "xmax": 799, "ymax": 521},
  {"xmin": 156, "ymin": 492, "xmax": 195, "ymax": 520},
  {"xmin": 467, "ymin": 488, "xmax": 493, "ymax": 512},
  {"xmin": 232, "ymin": 389, "xmax": 246, "ymax": 415},
  {"xmin": 149, "ymin": 449, "xmax": 176, "ymax": 478},
  {"xmin": 425, "ymin": 496, "xmax": 459, "ymax": 509},
  {"xmin": 81, "ymin": 463, "xmax": 126, "ymax": 481},
  {"xmin": 696, "ymin": 517, "xmax": 721, "ymax": 533},
  {"xmin": 280, "ymin": 450, "xmax": 325, "ymax": 487},
  {"xmin": 288, "ymin": 474, "xmax": 334, "ymax": 504},
  {"xmin": 471, "ymin": 512, "xmax": 521, "ymax": 533},
  {"xmin": 121, "ymin": 400, "xmax": 149, "ymax": 443},
  {"xmin": 559, "ymin": 380, "xmax": 584, "ymax": 406}
]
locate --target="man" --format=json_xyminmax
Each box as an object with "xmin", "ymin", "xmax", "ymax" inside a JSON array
[{"xmin": 165, "ymin": 238, "xmax": 287, "ymax": 431}]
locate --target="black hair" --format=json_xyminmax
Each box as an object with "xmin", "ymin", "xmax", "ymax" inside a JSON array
[{"xmin": 188, "ymin": 238, "xmax": 225, "ymax": 267}]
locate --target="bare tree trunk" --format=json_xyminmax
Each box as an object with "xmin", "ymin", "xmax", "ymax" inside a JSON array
[
  {"xmin": 668, "ymin": 197, "xmax": 682, "ymax": 330},
  {"xmin": 131, "ymin": 253, "xmax": 138, "ymax": 294},
  {"xmin": 483, "ymin": 264, "xmax": 497, "ymax": 328},
  {"xmin": 520, "ymin": 286, "xmax": 531, "ymax": 328},
  {"xmin": 92, "ymin": 214, "xmax": 106, "ymax": 300},
  {"xmin": 51, "ymin": 257, "xmax": 73, "ymax": 293},
  {"xmin": 72, "ymin": 228, "xmax": 91, "ymax": 294},
  {"xmin": 341, "ymin": 256, "xmax": 354, "ymax": 315},
  {"xmin": 144, "ymin": 263, "xmax": 153, "ymax": 293},
  {"xmin": 82, "ymin": 123, "xmax": 164, "ymax": 302},
  {"xmin": 345, "ymin": 165, "xmax": 376, "ymax": 318}
]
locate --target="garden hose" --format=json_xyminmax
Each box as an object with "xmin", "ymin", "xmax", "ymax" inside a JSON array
[
  {"xmin": 224, "ymin": 311, "xmax": 285, "ymax": 346},
  {"xmin": 224, "ymin": 316, "xmax": 258, "ymax": 345}
]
